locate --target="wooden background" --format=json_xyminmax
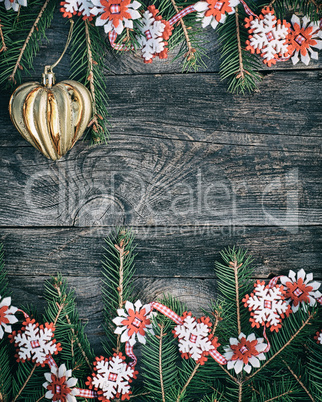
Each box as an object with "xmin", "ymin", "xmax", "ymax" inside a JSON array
[{"xmin": 0, "ymin": 10, "xmax": 321, "ymax": 354}]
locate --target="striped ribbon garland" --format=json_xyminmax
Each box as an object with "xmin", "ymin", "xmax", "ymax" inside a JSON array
[
  {"xmin": 169, "ymin": 5, "xmax": 195, "ymax": 26},
  {"xmin": 125, "ymin": 341, "xmax": 137, "ymax": 367},
  {"xmin": 74, "ymin": 388, "xmax": 98, "ymax": 398},
  {"xmin": 108, "ymin": 30, "xmax": 134, "ymax": 51},
  {"xmin": 239, "ymin": 0, "xmax": 257, "ymax": 17},
  {"xmin": 46, "ymin": 355, "xmax": 57, "ymax": 369},
  {"xmin": 17, "ymin": 308, "xmax": 29, "ymax": 319}
]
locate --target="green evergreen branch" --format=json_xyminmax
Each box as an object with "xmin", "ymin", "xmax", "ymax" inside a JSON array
[
  {"xmin": 12, "ymin": 364, "xmax": 37, "ymax": 402},
  {"xmin": 70, "ymin": 18, "xmax": 110, "ymax": 144},
  {"xmin": 0, "ymin": 0, "xmax": 56, "ymax": 88},
  {"xmin": 0, "ymin": 22, "xmax": 6, "ymax": 52},
  {"xmin": 264, "ymin": 390, "xmax": 293, "ymax": 402},
  {"xmin": 244, "ymin": 312, "xmax": 315, "ymax": 382},
  {"xmin": 281, "ymin": 359, "xmax": 315, "ymax": 402}
]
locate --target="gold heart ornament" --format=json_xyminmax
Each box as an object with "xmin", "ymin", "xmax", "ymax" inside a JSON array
[{"xmin": 9, "ymin": 67, "xmax": 93, "ymax": 161}]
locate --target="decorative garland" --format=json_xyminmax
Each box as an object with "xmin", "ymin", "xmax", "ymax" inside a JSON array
[
  {"xmin": 0, "ymin": 234, "xmax": 322, "ymax": 401},
  {"xmin": 0, "ymin": 0, "xmax": 321, "ymax": 150}
]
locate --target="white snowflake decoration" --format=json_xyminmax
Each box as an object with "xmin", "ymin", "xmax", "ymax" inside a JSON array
[
  {"xmin": 243, "ymin": 281, "xmax": 291, "ymax": 332},
  {"xmin": 60, "ymin": 0, "xmax": 94, "ymax": 19},
  {"xmin": 194, "ymin": 0, "xmax": 239, "ymax": 30},
  {"xmin": 224, "ymin": 333, "xmax": 267, "ymax": 374},
  {"xmin": 91, "ymin": 0, "xmax": 141, "ymax": 35},
  {"xmin": 43, "ymin": 364, "xmax": 78, "ymax": 402},
  {"xmin": 11, "ymin": 319, "xmax": 60, "ymax": 366},
  {"xmin": 288, "ymin": 15, "xmax": 322, "ymax": 65},
  {"xmin": 0, "ymin": 0, "xmax": 27, "ymax": 12},
  {"xmin": 245, "ymin": 7, "xmax": 291, "ymax": 67},
  {"xmin": 137, "ymin": 9, "xmax": 166, "ymax": 63},
  {"xmin": 0, "ymin": 296, "xmax": 18, "ymax": 339},
  {"xmin": 113, "ymin": 300, "xmax": 155, "ymax": 346},
  {"xmin": 280, "ymin": 269, "xmax": 322, "ymax": 313},
  {"xmin": 173, "ymin": 313, "xmax": 216, "ymax": 364},
  {"xmin": 89, "ymin": 354, "xmax": 137, "ymax": 400}
]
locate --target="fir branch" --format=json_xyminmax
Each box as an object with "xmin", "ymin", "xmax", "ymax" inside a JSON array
[
  {"xmin": 158, "ymin": 323, "xmax": 166, "ymax": 402},
  {"xmin": 176, "ymin": 363, "xmax": 200, "ymax": 402},
  {"xmin": 230, "ymin": 258, "xmax": 242, "ymax": 335},
  {"xmin": 0, "ymin": 23, "xmax": 6, "ymax": 53},
  {"xmin": 264, "ymin": 390, "xmax": 293, "ymax": 402},
  {"xmin": 169, "ymin": 0, "xmax": 195, "ymax": 62},
  {"xmin": 244, "ymin": 313, "xmax": 315, "ymax": 382},
  {"xmin": 12, "ymin": 363, "xmax": 37, "ymax": 402},
  {"xmin": 238, "ymin": 382, "xmax": 242, "ymax": 402},
  {"xmin": 282, "ymin": 359, "xmax": 315, "ymax": 402},
  {"xmin": 8, "ymin": 0, "xmax": 51, "ymax": 84}
]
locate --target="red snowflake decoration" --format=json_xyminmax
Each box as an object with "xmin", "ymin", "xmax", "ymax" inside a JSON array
[
  {"xmin": 8, "ymin": 318, "xmax": 61, "ymax": 367},
  {"xmin": 173, "ymin": 312, "xmax": 220, "ymax": 365},
  {"xmin": 243, "ymin": 281, "xmax": 292, "ymax": 332}
]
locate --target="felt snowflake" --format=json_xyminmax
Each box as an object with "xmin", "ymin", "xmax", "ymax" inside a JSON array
[
  {"xmin": 245, "ymin": 7, "xmax": 291, "ymax": 67},
  {"xmin": 91, "ymin": 0, "xmax": 141, "ymax": 35},
  {"xmin": 223, "ymin": 333, "xmax": 267, "ymax": 374},
  {"xmin": 0, "ymin": 0, "xmax": 27, "ymax": 12},
  {"xmin": 243, "ymin": 281, "xmax": 292, "ymax": 332},
  {"xmin": 43, "ymin": 363, "xmax": 78, "ymax": 402},
  {"xmin": 137, "ymin": 5, "xmax": 173, "ymax": 64},
  {"xmin": 9, "ymin": 318, "xmax": 61, "ymax": 366},
  {"xmin": 60, "ymin": 0, "xmax": 94, "ymax": 20},
  {"xmin": 280, "ymin": 269, "xmax": 322, "ymax": 313},
  {"xmin": 173, "ymin": 312, "xmax": 220, "ymax": 365},
  {"xmin": 0, "ymin": 296, "xmax": 18, "ymax": 339},
  {"xmin": 288, "ymin": 15, "xmax": 322, "ymax": 65},
  {"xmin": 315, "ymin": 330, "xmax": 322, "ymax": 345},
  {"xmin": 194, "ymin": 0, "xmax": 240, "ymax": 30},
  {"xmin": 86, "ymin": 354, "xmax": 138, "ymax": 402},
  {"xmin": 113, "ymin": 300, "xmax": 155, "ymax": 346}
]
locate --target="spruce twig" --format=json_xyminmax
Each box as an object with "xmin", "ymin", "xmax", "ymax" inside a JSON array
[
  {"xmin": 282, "ymin": 359, "xmax": 315, "ymax": 402},
  {"xmin": 169, "ymin": 0, "xmax": 195, "ymax": 61},
  {"xmin": 230, "ymin": 258, "xmax": 242, "ymax": 334},
  {"xmin": 244, "ymin": 313, "xmax": 315, "ymax": 382},
  {"xmin": 176, "ymin": 363, "xmax": 200, "ymax": 402},
  {"xmin": 0, "ymin": 23, "xmax": 6, "ymax": 52},
  {"xmin": 8, "ymin": 0, "xmax": 51, "ymax": 84},
  {"xmin": 12, "ymin": 364, "xmax": 37, "ymax": 402},
  {"xmin": 264, "ymin": 390, "xmax": 293, "ymax": 402},
  {"xmin": 235, "ymin": 8, "xmax": 245, "ymax": 80},
  {"xmin": 158, "ymin": 323, "xmax": 166, "ymax": 402}
]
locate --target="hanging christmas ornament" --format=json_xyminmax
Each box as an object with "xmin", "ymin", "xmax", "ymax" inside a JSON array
[{"xmin": 8, "ymin": 21, "xmax": 93, "ymax": 161}]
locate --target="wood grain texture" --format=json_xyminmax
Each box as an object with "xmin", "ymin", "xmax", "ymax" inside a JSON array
[{"xmin": 0, "ymin": 5, "xmax": 321, "ymax": 360}]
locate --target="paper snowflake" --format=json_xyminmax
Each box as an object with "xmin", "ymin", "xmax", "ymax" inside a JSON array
[
  {"xmin": 223, "ymin": 333, "xmax": 267, "ymax": 374},
  {"xmin": 91, "ymin": 0, "xmax": 141, "ymax": 35},
  {"xmin": 243, "ymin": 281, "xmax": 292, "ymax": 332},
  {"xmin": 245, "ymin": 7, "xmax": 291, "ymax": 67},
  {"xmin": 9, "ymin": 318, "xmax": 61, "ymax": 366},
  {"xmin": 194, "ymin": 0, "xmax": 240, "ymax": 30},
  {"xmin": 60, "ymin": 0, "xmax": 94, "ymax": 20},
  {"xmin": 288, "ymin": 15, "xmax": 322, "ymax": 65},
  {"xmin": 315, "ymin": 330, "xmax": 322, "ymax": 345},
  {"xmin": 280, "ymin": 269, "xmax": 321, "ymax": 313},
  {"xmin": 86, "ymin": 354, "xmax": 138, "ymax": 401},
  {"xmin": 0, "ymin": 0, "xmax": 27, "ymax": 12},
  {"xmin": 173, "ymin": 312, "xmax": 220, "ymax": 365},
  {"xmin": 43, "ymin": 363, "xmax": 78, "ymax": 402},
  {"xmin": 0, "ymin": 296, "xmax": 18, "ymax": 339},
  {"xmin": 137, "ymin": 5, "xmax": 173, "ymax": 64},
  {"xmin": 113, "ymin": 300, "xmax": 155, "ymax": 346}
]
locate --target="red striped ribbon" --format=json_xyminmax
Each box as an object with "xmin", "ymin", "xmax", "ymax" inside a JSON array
[
  {"xmin": 209, "ymin": 348, "xmax": 227, "ymax": 365},
  {"xmin": 317, "ymin": 296, "xmax": 322, "ymax": 305},
  {"xmin": 125, "ymin": 341, "xmax": 137, "ymax": 367},
  {"xmin": 239, "ymin": 0, "xmax": 257, "ymax": 17},
  {"xmin": 74, "ymin": 388, "xmax": 98, "ymax": 398},
  {"xmin": 268, "ymin": 276, "xmax": 281, "ymax": 288},
  {"xmin": 108, "ymin": 30, "xmax": 134, "ymax": 51},
  {"xmin": 46, "ymin": 355, "xmax": 57, "ymax": 369},
  {"xmin": 17, "ymin": 309, "xmax": 29, "ymax": 319},
  {"xmin": 169, "ymin": 5, "xmax": 195, "ymax": 26},
  {"xmin": 151, "ymin": 302, "xmax": 183, "ymax": 324},
  {"xmin": 262, "ymin": 326, "xmax": 271, "ymax": 353}
]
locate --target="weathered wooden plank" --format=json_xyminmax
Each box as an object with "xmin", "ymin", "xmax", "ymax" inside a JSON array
[
  {"xmin": 0, "ymin": 132, "xmax": 320, "ymax": 226},
  {"xmin": 8, "ymin": 274, "xmax": 217, "ymax": 353},
  {"xmin": 2, "ymin": 226, "xmax": 321, "ymax": 279},
  {"xmin": 1, "ymin": 71, "xmax": 321, "ymax": 148}
]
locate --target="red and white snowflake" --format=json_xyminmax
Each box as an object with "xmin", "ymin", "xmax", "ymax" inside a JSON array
[
  {"xmin": 223, "ymin": 332, "xmax": 267, "ymax": 374},
  {"xmin": 43, "ymin": 363, "xmax": 78, "ymax": 402},
  {"xmin": 280, "ymin": 269, "xmax": 321, "ymax": 313},
  {"xmin": 243, "ymin": 281, "xmax": 292, "ymax": 332},
  {"xmin": 9, "ymin": 318, "xmax": 61, "ymax": 367},
  {"xmin": 0, "ymin": 296, "xmax": 18, "ymax": 339},
  {"xmin": 288, "ymin": 15, "xmax": 322, "ymax": 65},
  {"xmin": 91, "ymin": 0, "xmax": 141, "ymax": 35},
  {"xmin": 315, "ymin": 330, "xmax": 322, "ymax": 345},
  {"xmin": 137, "ymin": 5, "xmax": 173, "ymax": 64},
  {"xmin": 0, "ymin": 0, "xmax": 27, "ymax": 12},
  {"xmin": 60, "ymin": 0, "xmax": 94, "ymax": 20},
  {"xmin": 173, "ymin": 312, "xmax": 220, "ymax": 365},
  {"xmin": 86, "ymin": 354, "xmax": 138, "ymax": 402},
  {"xmin": 194, "ymin": 0, "xmax": 240, "ymax": 30},
  {"xmin": 245, "ymin": 7, "xmax": 291, "ymax": 67},
  {"xmin": 113, "ymin": 300, "xmax": 155, "ymax": 346}
]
